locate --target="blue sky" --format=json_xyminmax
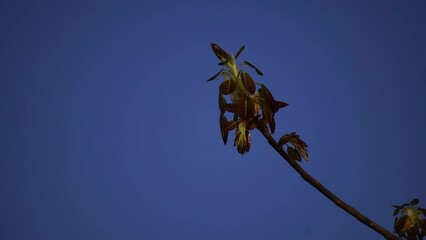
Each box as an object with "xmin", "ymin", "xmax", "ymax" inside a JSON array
[{"xmin": 1, "ymin": 0, "xmax": 425, "ymax": 239}]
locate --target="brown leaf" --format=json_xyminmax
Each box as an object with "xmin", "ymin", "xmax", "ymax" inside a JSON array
[
  {"xmin": 237, "ymin": 97, "xmax": 256, "ymax": 120},
  {"xmin": 287, "ymin": 146, "xmax": 301, "ymax": 161},
  {"xmin": 241, "ymin": 71, "xmax": 256, "ymax": 94},
  {"xmin": 276, "ymin": 101, "xmax": 288, "ymax": 109},
  {"xmin": 220, "ymin": 117, "xmax": 237, "ymax": 146},
  {"xmin": 219, "ymin": 79, "xmax": 236, "ymax": 95},
  {"xmin": 278, "ymin": 133, "xmax": 295, "ymax": 147},
  {"xmin": 211, "ymin": 43, "xmax": 231, "ymax": 63}
]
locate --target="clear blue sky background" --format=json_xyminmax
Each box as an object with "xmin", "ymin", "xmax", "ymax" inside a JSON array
[{"xmin": 1, "ymin": 0, "xmax": 425, "ymax": 239}]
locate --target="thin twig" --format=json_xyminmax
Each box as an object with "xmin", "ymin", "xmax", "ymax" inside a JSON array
[{"xmin": 256, "ymin": 125, "xmax": 400, "ymax": 240}]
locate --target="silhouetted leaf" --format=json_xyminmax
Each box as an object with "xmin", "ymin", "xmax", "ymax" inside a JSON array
[
  {"xmin": 411, "ymin": 198, "xmax": 419, "ymax": 205},
  {"xmin": 418, "ymin": 208, "xmax": 426, "ymax": 215},
  {"xmin": 287, "ymin": 146, "xmax": 301, "ymax": 161},
  {"xmin": 235, "ymin": 45, "xmax": 245, "ymax": 59},
  {"xmin": 395, "ymin": 215, "xmax": 409, "ymax": 232},
  {"xmin": 393, "ymin": 207, "xmax": 401, "ymax": 216},
  {"xmin": 243, "ymin": 61, "xmax": 263, "ymax": 76},
  {"xmin": 207, "ymin": 68, "xmax": 223, "ymax": 81}
]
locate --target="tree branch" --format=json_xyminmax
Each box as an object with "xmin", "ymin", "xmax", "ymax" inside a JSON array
[{"xmin": 256, "ymin": 125, "xmax": 400, "ymax": 240}]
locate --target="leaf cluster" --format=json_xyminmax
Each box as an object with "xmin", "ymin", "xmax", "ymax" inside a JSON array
[
  {"xmin": 208, "ymin": 43, "xmax": 308, "ymax": 159},
  {"xmin": 393, "ymin": 198, "xmax": 426, "ymax": 240}
]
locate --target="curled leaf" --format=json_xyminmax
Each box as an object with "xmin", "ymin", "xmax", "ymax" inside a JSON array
[
  {"xmin": 277, "ymin": 132, "xmax": 309, "ymax": 161},
  {"xmin": 278, "ymin": 133, "xmax": 295, "ymax": 147}
]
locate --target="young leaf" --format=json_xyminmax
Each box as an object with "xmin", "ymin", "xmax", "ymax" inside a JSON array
[
  {"xmin": 394, "ymin": 215, "xmax": 408, "ymax": 232},
  {"xmin": 418, "ymin": 208, "xmax": 426, "ymax": 215},
  {"xmin": 211, "ymin": 43, "xmax": 231, "ymax": 63},
  {"xmin": 237, "ymin": 97, "xmax": 256, "ymax": 119},
  {"xmin": 287, "ymin": 146, "xmax": 301, "ymax": 161},
  {"xmin": 220, "ymin": 114, "xmax": 229, "ymax": 145},
  {"xmin": 276, "ymin": 101, "xmax": 289, "ymax": 109},
  {"xmin": 235, "ymin": 45, "xmax": 245, "ymax": 59},
  {"xmin": 393, "ymin": 207, "xmax": 401, "ymax": 216},
  {"xmin": 410, "ymin": 198, "xmax": 420, "ymax": 205},
  {"xmin": 207, "ymin": 68, "xmax": 224, "ymax": 81},
  {"xmin": 241, "ymin": 71, "xmax": 256, "ymax": 94},
  {"xmin": 244, "ymin": 61, "xmax": 263, "ymax": 76},
  {"xmin": 219, "ymin": 79, "xmax": 236, "ymax": 95},
  {"xmin": 218, "ymin": 93, "xmax": 227, "ymax": 113},
  {"xmin": 278, "ymin": 133, "xmax": 293, "ymax": 147},
  {"xmin": 298, "ymin": 148, "xmax": 309, "ymax": 161},
  {"xmin": 218, "ymin": 60, "xmax": 229, "ymax": 66},
  {"xmin": 219, "ymin": 118, "xmax": 237, "ymax": 146}
]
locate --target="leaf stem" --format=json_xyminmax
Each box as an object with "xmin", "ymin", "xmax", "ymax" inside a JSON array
[{"xmin": 256, "ymin": 125, "xmax": 400, "ymax": 240}]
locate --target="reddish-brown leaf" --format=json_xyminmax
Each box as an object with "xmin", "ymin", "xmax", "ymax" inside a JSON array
[
  {"xmin": 237, "ymin": 97, "xmax": 256, "ymax": 120},
  {"xmin": 241, "ymin": 71, "xmax": 256, "ymax": 94},
  {"xmin": 211, "ymin": 43, "xmax": 231, "ymax": 63},
  {"xmin": 219, "ymin": 79, "xmax": 236, "ymax": 95}
]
